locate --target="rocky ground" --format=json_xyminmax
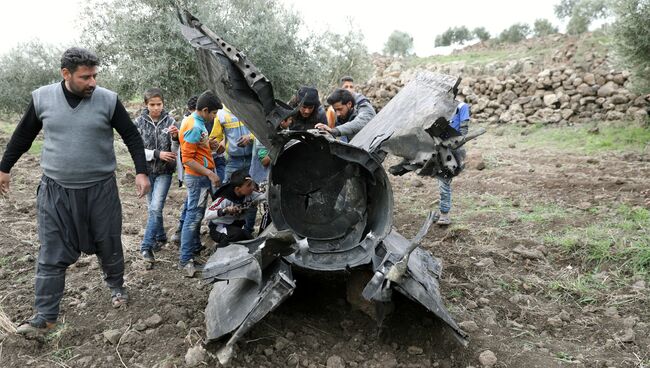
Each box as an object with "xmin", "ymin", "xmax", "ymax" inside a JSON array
[{"xmin": 0, "ymin": 121, "xmax": 649, "ymax": 368}]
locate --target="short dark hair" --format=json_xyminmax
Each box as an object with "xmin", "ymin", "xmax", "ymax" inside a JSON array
[
  {"xmin": 196, "ymin": 90, "xmax": 223, "ymax": 111},
  {"xmin": 144, "ymin": 88, "xmax": 164, "ymax": 103},
  {"xmin": 60, "ymin": 47, "xmax": 99, "ymax": 74},
  {"xmin": 340, "ymin": 76, "xmax": 354, "ymax": 84},
  {"xmin": 326, "ymin": 88, "xmax": 355, "ymax": 107},
  {"xmin": 229, "ymin": 168, "xmax": 252, "ymax": 189},
  {"xmin": 186, "ymin": 95, "xmax": 198, "ymax": 110}
]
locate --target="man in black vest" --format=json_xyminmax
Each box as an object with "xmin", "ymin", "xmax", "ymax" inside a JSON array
[{"xmin": 0, "ymin": 47, "xmax": 149, "ymax": 336}]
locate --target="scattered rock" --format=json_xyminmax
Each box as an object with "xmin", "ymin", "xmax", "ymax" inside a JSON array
[
  {"xmin": 411, "ymin": 179, "xmax": 423, "ymax": 188},
  {"xmin": 264, "ymin": 347, "xmax": 274, "ymax": 356},
  {"xmin": 133, "ymin": 323, "xmax": 147, "ymax": 332},
  {"xmin": 275, "ymin": 336, "xmax": 290, "ymax": 351},
  {"xmin": 616, "ymin": 328, "xmax": 635, "ymax": 343},
  {"xmin": 547, "ymin": 315, "xmax": 564, "ymax": 328},
  {"xmin": 326, "ymin": 355, "xmax": 345, "ymax": 368},
  {"xmin": 407, "ymin": 346, "xmax": 424, "ymax": 355},
  {"xmin": 478, "ymin": 350, "xmax": 498, "ymax": 367},
  {"xmin": 185, "ymin": 345, "xmax": 207, "ymax": 367},
  {"xmin": 466, "ymin": 301, "xmax": 479, "ymax": 310},
  {"xmin": 513, "ymin": 245, "xmax": 545, "ymax": 260},
  {"xmin": 102, "ymin": 329, "xmax": 123, "ymax": 345},
  {"xmin": 558, "ymin": 310, "xmax": 571, "ymax": 322},
  {"xmin": 631, "ymin": 280, "xmax": 646, "ymax": 291},
  {"xmin": 604, "ymin": 306, "xmax": 620, "ymax": 318},
  {"xmin": 474, "ymin": 258, "xmax": 494, "ymax": 268},
  {"xmin": 588, "ymin": 126, "xmax": 600, "ymax": 134},
  {"xmin": 144, "ymin": 314, "xmax": 163, "ymax": 328},
  {"xmin": 459, "ymin": 321, "xmax": 479, "ymax": 332},
  {"xmin": 478, "ymin": 297, "xmax": 490, "ymax": 307}
]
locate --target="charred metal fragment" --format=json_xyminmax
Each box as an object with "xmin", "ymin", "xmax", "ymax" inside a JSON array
[{"xmin": 176, "ymin": 7, "xmax": 473, "ymax": 363}]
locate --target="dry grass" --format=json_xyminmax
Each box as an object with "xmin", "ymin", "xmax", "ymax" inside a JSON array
[{"xmin": 0, "ymin": 306, "xmax": 16, "ymax": 334}]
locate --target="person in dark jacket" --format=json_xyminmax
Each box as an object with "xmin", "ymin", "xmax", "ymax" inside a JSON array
[
  {"xmin": 316, "ymin": 88, "xmax": 376, "ymax": 141},
  {"xmin": 281, "ymin": 86, "xmax": 328, "ymax": 131},
  {"xmin": 134, "ymin": 88, "xmax": 178, "ymax": 267}
]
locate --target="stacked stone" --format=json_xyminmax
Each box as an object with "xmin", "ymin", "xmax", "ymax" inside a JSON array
[{"xmin": 359, "ymin": 46, "xmax": 649, "ymax": 125}]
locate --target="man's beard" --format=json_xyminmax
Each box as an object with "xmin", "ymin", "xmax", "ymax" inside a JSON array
[{"xmin": 69, "ymin": 82, "xmax": 95, "ymax": 97}]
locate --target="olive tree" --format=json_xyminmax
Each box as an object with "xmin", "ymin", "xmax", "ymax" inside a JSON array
[
  {"xmin": 0, "ymin": 41, "xmax": 63, "ymax": 116},
  {"xmin": 612, "ymin": 0, "xmax": 650, "ymax": 92},
  {"xmin": 383, "ymin": 30, "xmax": 414, "ymax": 57}
]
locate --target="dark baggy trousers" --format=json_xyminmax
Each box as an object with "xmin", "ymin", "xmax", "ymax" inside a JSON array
[{"xmin": 35, "ymin": 175, "xmax": 124, "ymax": 322}]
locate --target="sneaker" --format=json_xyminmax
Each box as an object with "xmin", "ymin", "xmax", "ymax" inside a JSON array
[
  {"xmin": 110, "ymin": 287, "xmax": 129, "ymax": 308},
  {"xmin": 152, "ymin": 240, "xmax": 166, "ymax": 252},
  {"xmin": 170, "ymin": 231, "xmax": 181, "ymax": 245},
  {"xmin": 437, "ymin": 212, "xmax": 451, "ymax": 226},
  {"xmin": 16, "ymin": 316, "xmax": 56, "ymax": 337},
  {"xmin": 178, "ymin": 259, "xmax": 203, "ymax": 278},
  {"xmin": 141, "ymin": 249, "xmax": 155, "ymax": 269}
]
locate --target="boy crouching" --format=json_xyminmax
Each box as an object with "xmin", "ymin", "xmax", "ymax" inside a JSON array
[{"xmin": 205, "ymin": 169, "xmax": 264, "ymax": 247}]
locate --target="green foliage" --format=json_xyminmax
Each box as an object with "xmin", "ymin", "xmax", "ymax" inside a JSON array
[
  {"xmin": 434, "ymin": 26, "xmax": 473, "ymax": 47},
  {"xmin": 473, "ymin": 27, "xmax": 490, "ymax": 42},
  {"xmin": 498, "ymin": 23, "xmax": 531, "ymax": 43},
  {"xmin": 544, "ymin": 205, "xmax": 650, "ymax": 277},
  {"xmin": 0, "ymin": 41, "xmax": 63, "ymax": 116},
  {"xmin": 383, "ymin": 30, "xmax": 414, "ymax": 57},
  {"xmin": 518, "ymin": 122, "xmax": 650, "ymax": 153},
  {"xmin": 612, "ymin": 0, "xmax": 650, "ymax": 93},
  {"xmin": 533, "ymin": 18, "xmax": 559, "ymax": 37},
  {"xmin": 79, "ymin": 0, "xmax": 371, "ymax": 106},
  {"xmin": 554, "ymin": 0, "xmax": 610, "ymax": 35},
  {"xmin": 311, "ymin": 25, "xmax": 372, "ymax": 96}
]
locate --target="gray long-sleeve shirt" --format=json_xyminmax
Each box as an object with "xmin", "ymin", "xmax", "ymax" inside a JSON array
[{"xmin": 332, "ymin": 94, "xmax": 376, "ymax": 140}]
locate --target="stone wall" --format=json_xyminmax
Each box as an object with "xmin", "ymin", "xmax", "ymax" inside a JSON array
[{"xmin": 359, "ymin": 36, "xmax": 650, "ymax": 125}]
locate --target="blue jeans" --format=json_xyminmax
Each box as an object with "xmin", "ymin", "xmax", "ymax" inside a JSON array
[
  {"xmin": 224, "ymin": 155, "xmax": 251, "ymax": 183},
  {"xmin": 179, "ymin": 174, "xmax": 212, "ymax": 264},
  {"xmin": 215, "ymin": 155, "xmax": 226, "ymax": 183},
  {"xmin": 438, "ymin": 176, "xmax": 453, "ymax": 214},
  {"xmin": 141, "ymin": 174, "xmax": 172, "ymax": 252}
]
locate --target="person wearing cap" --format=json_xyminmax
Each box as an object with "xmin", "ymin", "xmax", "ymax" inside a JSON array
[
  {"xmin": 177, "ymin": 90, "xmax": 222, "ymax": 277},
  {"xmin": 205, "ymin": 169, "xmax": 264, "ymax": 248},
  {"xmin": 281, "ymin": 86, "xmax": 328, "ymax": 131}
]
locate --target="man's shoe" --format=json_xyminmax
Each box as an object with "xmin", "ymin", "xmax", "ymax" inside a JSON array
[
  {"xmin": 152, "ymin": 240, "xmax": 166, "ymax": 252},
  {"xmin": 170, "ymin": 231, "xmax": 181, "ymax": 245},
  {"xmin": 179, "ymin": 260, "xmax": 203, "ymax": 278},
  {"xmin": 111, "ymin": 287, "xmax": 129, "ymax": 308},
  {"xmin": 141, "ymin": 249, "xmax": 155, "ymax": 269},
  {"xmin": 16, "ymin": 316, "xmax": 57, "ymax": 337},
  {"xmin": 437, "ymin": 212, "xmax": 451, "ymax": 226}
]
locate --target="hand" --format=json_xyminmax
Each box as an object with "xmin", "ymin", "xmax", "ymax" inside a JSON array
[
  {"xmin": 225, "ymin": 205, "xmax": 241, "ymax": 216},
  {"xmin": 261, "ymin": 155, "xmax": 271, "ymax": 167},
  {"xmin": 209, "ymin": 137, "xmax": 219, "ymax": 150},
  {"xmin": 315, "ymin": 123, "xmax": 332, "ymax": 133},
  {"xmin": 168, "ymin": 125, "xmax": 179, "ymax": 139},
  {"xmin": 135, "ymin": 173, "xmax": 150, "ymax": 198},
  {"xmin": 159, "ymin": 151, "xmax": 176, "ymax": 162},
  {"xmin": 216, "ymin": 140, "xmax": 226, "ymax": 154},
  {"xmin": 280, "ymin": 118, "xmax": 292, "ymax": 129},
  {"xmin": 208, "ymin": 171, "xmax": 221, "ymax": 188},
  {"xmin": 237, "ymin": 135, "xmax": 251, "ymax": 147},
  {"xmin": 0, "ymin": 171, "xmax": 11, "ymax": 196}
]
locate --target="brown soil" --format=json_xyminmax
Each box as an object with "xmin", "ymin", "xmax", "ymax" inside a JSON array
[{"xmin": 0, "ymin": 124, "xmax": 648, "ymax": 368}]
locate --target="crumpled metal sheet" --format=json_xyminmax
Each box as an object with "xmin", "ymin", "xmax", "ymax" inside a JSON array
[
  {"xmin": 350, "ymin": 71, "xmax": 460, "ymax": 161},
  {"xmin": 178, "ymin": 10, "xmax": 289, "ymax": 151}
]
